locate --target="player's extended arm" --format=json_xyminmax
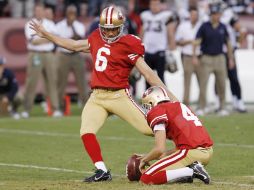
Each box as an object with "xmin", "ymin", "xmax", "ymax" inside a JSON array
[
  {"xmin": 139, "ymin": 130, "xmax": 166, "ymax": 173},
  {"xmin": 30, "ymin": 37, "xmax": 51, "ymax": 45},
  {"xmin": 135, "ymin": 57, "xmax": 179, "ymax": 102},
  {"xmin": 29, "ymin": 20, "xmax": 90, "ymax": 53}
]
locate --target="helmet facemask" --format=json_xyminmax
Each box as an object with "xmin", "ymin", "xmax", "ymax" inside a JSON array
[{"xmin": 99, "ymin": 24, "xmax": 124, "ymax": 43}]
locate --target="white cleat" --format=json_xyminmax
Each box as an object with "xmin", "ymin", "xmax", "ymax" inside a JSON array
[
  {"xmin": 12, "ymin": 113, "xmax": 20, "ymax": 120},
  {"xmin": 195, "ymin": 109, "xmax": 205, "ymax": 116},
  {"xmin": 217, "ymin": 109, "xmax": 229, "ymax": 117},
  {"xmin": 52, "ymin": 110, "xmax": 63, "ymax": 118},
  {"xmin": 236, "ymin": 100, "xmax": 247, "ymax": 113},
  {"xmin": 21, "ymin": 111, "xmax": 29, "ymax": 119}
]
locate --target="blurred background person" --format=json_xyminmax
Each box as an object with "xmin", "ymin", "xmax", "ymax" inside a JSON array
[
  {"xmin": 87, "ymin": 0, "xmax": 103, "ymax": 17},
  {"xmin": 56, "ymin": 5, "xmax": 89, "ymax": 113},
  {"xmin": 22, "ymin": 3, "xmax": 61, "ymax": 118},
  {"xmin": 175, "ymin": 7, "xmax": 202, "ymax": 107},
  {"xmin": 0, "ymin": 0, "xmax": 9, "ymax": 17},
  {"xmin": 44, "ymin": 6, "xmax": 55, "ymax": 21},
  {"xmin": 225, "ymin": 15, "xmax": 247, "ymax": 112},
  {"xmin": 64, "ymin": 0, "xmax": 83, "ymax": 16},
  {"xmin": 44, "ymin": 0, "xmax": 57, "ymax": 14},
  {"xmin": 140, "ymin": 0, "xmax": 173, "ymax": 88},
  {"xmin": 0, "ymin": 56, "xmax": 21, "ymax": 119},
  {"xmin": 193, "ymin": 2, "xmax": 234, "ymax": 116}
]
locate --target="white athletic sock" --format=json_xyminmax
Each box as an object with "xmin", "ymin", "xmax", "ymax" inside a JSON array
[
  {"xmin": 95, "ymin": 161, "xmax": 107, "ymax": 172},
  {"xmin": 166, "ymin": 167, "xmax": 193, "ymax": 182}
]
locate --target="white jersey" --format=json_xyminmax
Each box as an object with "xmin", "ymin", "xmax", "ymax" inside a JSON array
[
  {"xmin": 25, "ymin": 18, "xmax": 57, "ymax": 52},
  {"xmin": 175, "ymin": 20, "xmax": 202, "ymax": 56},
  {"xmin": 141, "ymin": 10, "xmax": 171, "ymax": 54},
  {"xmin": 56, "ymin": 19, "xmax": 86, "ymax": 53}
]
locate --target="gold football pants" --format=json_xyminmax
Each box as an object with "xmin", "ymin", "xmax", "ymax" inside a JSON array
[{"xmin": 80, "ymin": 89, "xmax": 153, "ymax": 136}]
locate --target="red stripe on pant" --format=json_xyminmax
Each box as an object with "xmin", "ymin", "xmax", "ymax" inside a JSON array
[
  {"xmin": 145, "ymin": 149, "xmax": 188, "ymax": 176},
  {"xmin": 124, "ymin": 89, "xmax": 146, "ymax": 116}
]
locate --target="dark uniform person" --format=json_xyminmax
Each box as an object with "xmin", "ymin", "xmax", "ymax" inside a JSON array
[
  {"xmin": 140, "ymin": 0, "xmax": 173, "ymax": 88},
  {"xmin": 0, "ymin": 57, "xmax": 21, "ymax": 119},
  {"xmin": 193, "ymin": 3, "xmax": 234, "ymax": 116},
  {"xmin": 226, "ymin": 16, "xmax": 247, "ymax": 112}
]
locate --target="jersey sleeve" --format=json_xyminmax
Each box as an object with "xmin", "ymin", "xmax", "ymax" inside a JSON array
[
  {"xmin": 87, "ymin": 29, "xmax": 98, "ymax": 52},
  {"xmin": 147, "ymin": 107, "xmax": 169, "ymax": 131},
  {"xmin": 126, "ymin": 35, "xmax": 145, "ymax": 65}
]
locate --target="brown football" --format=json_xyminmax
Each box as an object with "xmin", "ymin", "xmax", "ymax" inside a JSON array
[{"xmin": 126, "ymin": 154, "xmax": 142, "ymax": 181}]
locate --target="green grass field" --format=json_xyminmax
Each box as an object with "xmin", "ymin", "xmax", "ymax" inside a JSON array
[{"xmin": 0, "ymin": 105, "xmax": 254, "ymax": 190}]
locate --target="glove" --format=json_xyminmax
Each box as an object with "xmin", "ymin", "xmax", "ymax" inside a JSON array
[
  {"xmin": 129, "ymin": 67, "xmax": 141, "ymax": 82},
  {"xmin": 165, "ymin": 50, "xmax": 178, "ymax": 73}
]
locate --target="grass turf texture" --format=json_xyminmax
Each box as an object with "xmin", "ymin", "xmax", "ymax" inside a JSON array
[{"xmin": 0, "ymin": 105, "xmax": 254, "ymax": 190}]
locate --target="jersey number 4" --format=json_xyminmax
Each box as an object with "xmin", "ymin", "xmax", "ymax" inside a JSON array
[
  {"xmin": 95, "ymin": 47, "xmax": 110, "ymax": 72},
  {"xmin": 180, "ymin": 103, "xmax": 202, "ymax": 126}
]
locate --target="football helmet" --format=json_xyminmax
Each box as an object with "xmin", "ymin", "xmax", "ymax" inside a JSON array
[
  {"xmin": 99, "ymin": 6, "xmax": 125, "ymax": 43},
  {"xmin": 142, "ymin": 86, "xmax": 170, "ymax": 111}
]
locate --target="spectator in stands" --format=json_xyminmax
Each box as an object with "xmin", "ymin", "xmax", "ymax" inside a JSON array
[
  {"xmin": 0, "ymin": 56, "xmax": 21, "ymax": 119},
  {"xmin": 223, "ymin": 0, "xmax": 252, "ymax": 14},
  {"xmin": 64, "ymin": 0, "xmax": 82, "ymax": 16},
  {"xmin": 22, "ymin": 3, "xmax": 61, "ymax": 118},
  {"xmin": 175, "ymin": 7, "xmax": 202, "ymax": 107},
  {"xmin": 87, "ymin": 0, "xmax": 103, "ymax": 17},
  {"xmin": 44, "ymin": 0, "xmax": 57, "ymax": 13},
  {"xmin": 140, "ymin": 0, "xmax": 173, "ymax": 88},
  {"xmin": 9, "ymin": 0, "xmax": 34, "ymax": 18},
  {"xmin": 0, "ymin": 0, "xmax": 9, "ymax": 17},
  {"xmin": 193, "ymin": 2, "xmax": 234, "ymax": 116},
  {"xmin": 56, "ymin": 5, "xmax": 89, "ymax": 112}
]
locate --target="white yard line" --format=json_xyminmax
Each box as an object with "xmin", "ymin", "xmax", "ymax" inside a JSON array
[
  {"xmin": 0, "ymin": 128, "xmax": 254, "ymax": 149},
  {"xmin": 0, "ymin": 163, "xmax": 86, "ymax": 174},
  {"xmin": 213, "ymin": 181, "xmax": 254, "ymax": 188},
  {"xmin": 0, "ymin": 163, "xmax": 122, "ymax": 177},
  {"xmin": 0, "ymin": 162, "xmax": 253, "ymax": 188}
]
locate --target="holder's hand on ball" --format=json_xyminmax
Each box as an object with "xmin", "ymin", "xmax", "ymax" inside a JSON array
[{"xmin": 139, "ymin": 158, "xmax": 150, "ymax": 174}]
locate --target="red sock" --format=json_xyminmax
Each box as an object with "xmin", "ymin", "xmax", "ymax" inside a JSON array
[
  {"xmin": 81, "ymin": 133, "xmax": 103, "ymax": 163},
  {"xmin": 140, "ymin": 171, "xmax": 167, "ymax": 185}
]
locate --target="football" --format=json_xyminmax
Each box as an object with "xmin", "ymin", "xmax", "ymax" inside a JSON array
[{"xmin": 126, "ymin": 154, "xmax": 142, "ymax": 181}]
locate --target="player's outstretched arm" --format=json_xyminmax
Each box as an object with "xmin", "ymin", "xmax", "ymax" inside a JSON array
[
  {"xmin": 139, "ymin": 130, "xmax": 166, "ymax": 173},
  {"xmin": 29, "ymin": 20, "xmax": 89, "ymax": 53},
  {"xmin": 135, "ymin": 57, "xmax": 179, "ymax": 102}
]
